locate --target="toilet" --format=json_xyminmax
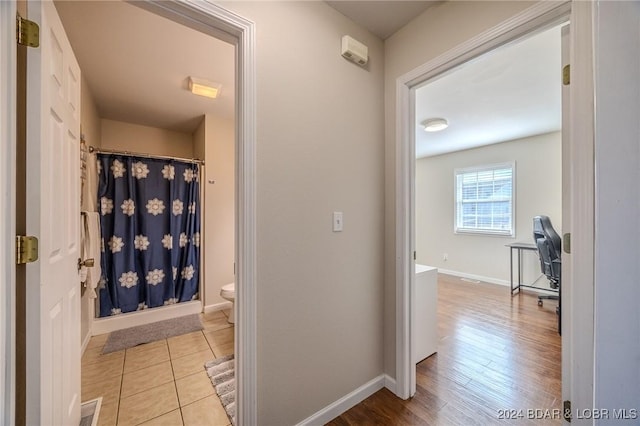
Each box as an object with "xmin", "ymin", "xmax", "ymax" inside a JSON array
[{"xmin": 220, "ymin": 283, "xmax": 235, "ymax": 323}]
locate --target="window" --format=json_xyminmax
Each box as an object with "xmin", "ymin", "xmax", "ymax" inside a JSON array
[{"xmin": 455, "ymin": 163, "xmax": 514, "ymax": 236}]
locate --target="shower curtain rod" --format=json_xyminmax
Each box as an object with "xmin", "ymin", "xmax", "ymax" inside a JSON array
[{"xmin": 88, "ymin": 146, "xmax": 204, "ymax": 165}]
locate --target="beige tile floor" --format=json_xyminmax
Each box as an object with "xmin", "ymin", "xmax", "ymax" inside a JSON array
[{"xmin": 82, "ymin": 310, "xmax": 235, "ymax": 426}]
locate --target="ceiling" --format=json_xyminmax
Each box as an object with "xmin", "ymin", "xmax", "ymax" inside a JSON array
[
  {"xmin": 415, "ymin": 25, "xmax": 563, "ymax": 158},
  {"xmin": 325, "ymin": 1, "xmax": 438, "ymax": 40},
  {"xmin": 55, "ymin": 1, "xmax": 561, "ymax": 157},
  {"xmin": 55, "ymin": 1, "xmax": 235, "ymax": 134}
]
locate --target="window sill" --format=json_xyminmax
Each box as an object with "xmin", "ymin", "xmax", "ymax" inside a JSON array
[{"xmin": 454, "ymin": 229, "xmax": 514, "ymax": 237}]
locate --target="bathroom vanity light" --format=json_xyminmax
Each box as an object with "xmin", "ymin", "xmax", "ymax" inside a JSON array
[
  {"xmin": 188, "ymin": 77, "xmax": 222, "ymax": 99},
  {"xmin": 422, "ymin": 118, "xmax": 449, "ymax": 132}
]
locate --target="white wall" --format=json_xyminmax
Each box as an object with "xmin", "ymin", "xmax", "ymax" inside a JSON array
[
  {"xmin": 81, "ymin": 78, "xmax": 101, "ymax": 150},
  {"xmin": 593, "ymin": 1, "xmax": 640, "ymax": 414},
  {"xmin": 100, "ymin": 119, "xmax": 193, "ymax": 158},
  {"xmin": 383, "ymin": 0, "xmax": 536, "ymax": 379},
  {"xmin": 416, "ymin": 132, "xmax": 561, "ymax": 285},
  {"xmin": 220, "ymin": 2, "xmax": 385, "ymax": 424},
  {"xmin": 194, "ymin": 115, "xmax": 235, "ymax": 309}
]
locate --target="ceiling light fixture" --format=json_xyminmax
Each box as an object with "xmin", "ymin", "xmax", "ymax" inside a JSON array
[
  {"xmin": 188, "ymin": 77, "xmax": 222, "ymax": 99},
  {"xmin": 422, "ymin": 118, "xmax": 449, "ymax": 132}
]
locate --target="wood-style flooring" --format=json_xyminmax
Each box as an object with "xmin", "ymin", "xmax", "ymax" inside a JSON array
[{"xmin": 328, "ymin": 273, "xmax": 561, "ymax": 425}]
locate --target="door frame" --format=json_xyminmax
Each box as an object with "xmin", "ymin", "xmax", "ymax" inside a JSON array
[
  {"xmin": 0, "ymin": 1, "xmax": 17, "ymax": 424},
  {"xmin": 137, "ymin": 2, "xmax": 257, "ymax": 423},
  {"xmin": 394, "ymin": 0, "xmax": 594, "ymax": 413},
  {"xmin": 1, "ymin": 0, "xmax": 257, "ymax": 424}
]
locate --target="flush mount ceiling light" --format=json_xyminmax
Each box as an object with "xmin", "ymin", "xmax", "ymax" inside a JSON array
[
  {"xmin": 188, "ymin": 76, "xmax": 222, "ymax": 99},
  {"xmin": 421, "ymin": 118, "xmax": 449, "ymax": 132}
]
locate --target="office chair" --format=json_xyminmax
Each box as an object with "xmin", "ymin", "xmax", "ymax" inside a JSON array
[{"xmin": 533, "ymin": 215, "xmax": 561, "ymax": 308}]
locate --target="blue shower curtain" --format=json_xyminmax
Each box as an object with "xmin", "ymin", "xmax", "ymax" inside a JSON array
[{"xmin": 97, "ymin": 154, "xmax": 201, "ymax": 317}]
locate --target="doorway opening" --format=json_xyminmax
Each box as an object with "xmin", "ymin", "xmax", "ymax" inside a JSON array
[
  {"xmin": 394, "ymin": 1, "xmax": 573, "ymax": 405},
  {"xmin": 415, "ymin": 21, "xmax": 562, "ymax": 421},
  {"xmin": 411, "ymin": 22, "xmax": 565, "ymax": 417},
  {"xmin": 12, "ymin": 1, "xmax": 256, "ymax": 424}
]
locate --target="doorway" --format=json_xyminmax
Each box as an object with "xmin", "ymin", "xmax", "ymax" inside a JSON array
[
  {"xmin": 413, "ymin": 24, "xmax": 565, "ymax": 413},
  {"xmin": 393, "ymin": 0, "xmax": 592, "ymax": 410},
  {"xmin": 7, "ymin": 0, "xmax": 257, "ymax": 424}
]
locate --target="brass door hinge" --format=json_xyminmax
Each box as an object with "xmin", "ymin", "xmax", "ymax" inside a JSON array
[
  {"xmin": 16, "ymin": 13, "xmax": 39, "ymax": 48},
  {"xmin": 563, "ymin": 233, "xmax": 571, "ymax": 254},
  {"xmin": 16, "ymin": 236, "xmax": 39, "ymax": 264},
  {"xmin": 562, "ymin": 64, "xmax": 570, "ymax": 85}
]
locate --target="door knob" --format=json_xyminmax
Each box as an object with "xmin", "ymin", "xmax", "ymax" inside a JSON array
[{"xmin": 77, "ymin": 258, "xmax": 95, "ymax": 271}]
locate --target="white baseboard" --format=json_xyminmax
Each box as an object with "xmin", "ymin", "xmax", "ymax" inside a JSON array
[
  {"xmin": 91, "ymin": 300, "xmax": 203, "ymax": 335},
  {"xmin": 438, "ymin": 268, "xmax": 510, "ymax": 287},
  {"xmin": 438, "ymin": 269, "xmax": 558, "ymax": 294},
  {"xmin": 384, "ymin": 374, "xmax": 397, "ymax": 395},
  {"xmin": 295, "ymin": 375, "xmax": 385, "ymax": 426},
  {"xmin": 81, "ymin": 329, "xmax": 92, "ymax": 355},
  {"xmin": 203, "ymin": 301, "xmax": 232, "ymax": 314}
]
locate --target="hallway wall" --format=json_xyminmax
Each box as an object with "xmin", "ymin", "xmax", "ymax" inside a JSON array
[{"xmin": 220, "ymin": 2, "xmax": 385, "ymax": 423}]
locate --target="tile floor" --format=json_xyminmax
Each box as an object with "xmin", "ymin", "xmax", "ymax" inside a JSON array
[{"xmin": 82, "ymin": 310, "xmax": 234, "ymax": 426}]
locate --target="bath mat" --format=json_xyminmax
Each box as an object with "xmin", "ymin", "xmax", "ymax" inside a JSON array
[
  {"xmin": 102, "ymin": 314, "xmax": 203, "ymax": 354},
  {"xmin": 205, "ymin": 354, "xmax": 235, "ymax": 425},
  {"xmin": 80, "ymin": 397, "xmax": 102, "ymax": 426}
]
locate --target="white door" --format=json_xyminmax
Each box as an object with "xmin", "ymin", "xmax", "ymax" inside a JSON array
[
  {"xmin": 25, "ymin": 1, "xmax": 81, "ymax": 424},
  {"xmin": 560, "ymin": 22, "xmax": 571, "ymax": 420},
  {"xmin": 1, "ymin": 2, "xmax": 17, "ymax": 424}
]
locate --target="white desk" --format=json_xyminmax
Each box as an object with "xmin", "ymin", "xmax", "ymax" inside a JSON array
[{"xmin": 414, "ymin": 264, "xmax": 438, "ymax": 363}]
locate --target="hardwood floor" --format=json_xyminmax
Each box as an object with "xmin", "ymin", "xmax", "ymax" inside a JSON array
[{"xmin": 328, "ymin": 273, "xmax": 561, "ymax": 425}]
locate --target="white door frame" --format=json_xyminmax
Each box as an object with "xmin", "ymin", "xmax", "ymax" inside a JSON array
[
  {"xmin": 1, "ymin": 0, "xmax": 257, "ymax": 424},
  {"xmin": 0, "ymin": 1, "xmax": 17, "ymax": 424},
  {"xmin": 137, "ymin": 2, "xmax": 257, "ymax": 423},
  {"xmin": 395, "ymin": 0, "xmax": 595, "ymax": 413}
]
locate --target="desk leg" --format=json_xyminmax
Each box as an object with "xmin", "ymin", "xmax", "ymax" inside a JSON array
[
  {"xmin": 510, "ymin": 247, "xmax": 516, "ymax": 295},
  {"xmin": 518, "ymin": 248, "xmax": 522, "ymax": 290}
]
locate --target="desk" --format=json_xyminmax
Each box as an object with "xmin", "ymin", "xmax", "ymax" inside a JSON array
[
  {"xmin": 507, "ymin": 242, "xmax": 544, "ymax": 295},
  {"xmin": 415, "ymin": 264, "xmax": 437, "ymax": 363},
  {"xmin": 507, "ymin": 242, "xmax": 561, "ymax": 334}
]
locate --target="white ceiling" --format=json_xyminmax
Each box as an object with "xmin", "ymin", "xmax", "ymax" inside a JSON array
[
  {"xmin": 325, "ymin": 1, "xmax": 438, "ymax": 40},
  {"xmin": 415, "ymin": 25, "xmax": 563, "ymax": 158},
  {"xmin": 54, "ymin": 1, "xmax": 235, "ymax": 134},
  {"xmin": 54, "ymin": 1, "xmax": 562, "ymax": 156}
]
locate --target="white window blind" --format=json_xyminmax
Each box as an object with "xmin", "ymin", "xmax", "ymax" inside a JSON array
[{"xmin": 455, "ymin": 163, "xmax": 514, "ymax": 236}]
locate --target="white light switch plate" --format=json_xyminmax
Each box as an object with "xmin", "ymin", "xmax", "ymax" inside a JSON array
[{"xmin": 333, "ymin": 212, "xmax": 343, "ymax": 232}]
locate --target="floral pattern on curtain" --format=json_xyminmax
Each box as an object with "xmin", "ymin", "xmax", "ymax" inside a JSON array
[{"xmin": 97, "ymin": 154, "xmax": 201, "ymax": 317}]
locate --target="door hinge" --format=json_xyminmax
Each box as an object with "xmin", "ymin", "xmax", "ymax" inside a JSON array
[
  {"xmin": 16, "ymin": 13, "xmax": 39, "ymax": 48},
  {"xmin": 562, "ymin": 64, "xmax": 570, "ymax": 85},
  {"xmin": 563, "ymin": 233, "xmax": 571, "ymax": 254},
  {"xmin": 413, "ymin": 251, "xmax": 416, "ymax": 261},
  {"xmin": 16, "ymin": 236, "xmax": 39, "ymax": 264},
  {"xmin": 563, "ymin": 400, "xmax": 572, "ymax": 422}
]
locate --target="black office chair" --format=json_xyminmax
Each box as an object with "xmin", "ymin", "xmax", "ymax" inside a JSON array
[{"xmin": 533, "ymin": 215, "xmax": 561, "ymax": 307}]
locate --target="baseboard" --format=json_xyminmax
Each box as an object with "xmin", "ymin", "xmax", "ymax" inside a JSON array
[
  {"xmin": 203, "ymin": 301, "xmax": 232, "ymax": 314},
  {"xmin": 295, "ymin": 375, "xmax": 385, "ymax": 426},
  {"xmin": 384, "ymin": 374, "xmax": 397, "ymax": 395},
  {"xmin": 91, "ymin": 300, "xmax": 203, "ymax": 335},
  {"xmin": 81, "ymin": 328, "xmax": 92, "ymax": 355},
  {"xmin": 438, "ymin": 269, "xmax": 558, "ymax": 294},
  {"xmin": 438, "ymin": 268, "xmax": 510, "ymax": 287}
]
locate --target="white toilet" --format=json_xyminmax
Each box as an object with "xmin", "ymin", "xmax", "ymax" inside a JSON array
[{"xmin": 220, "ymin": 283, "xmax": 235, "ymax": 323}]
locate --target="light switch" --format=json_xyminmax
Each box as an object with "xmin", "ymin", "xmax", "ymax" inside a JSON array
[{"xmin": 333, "ymin": 212, "xmax": 343, "ymax": 232}]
